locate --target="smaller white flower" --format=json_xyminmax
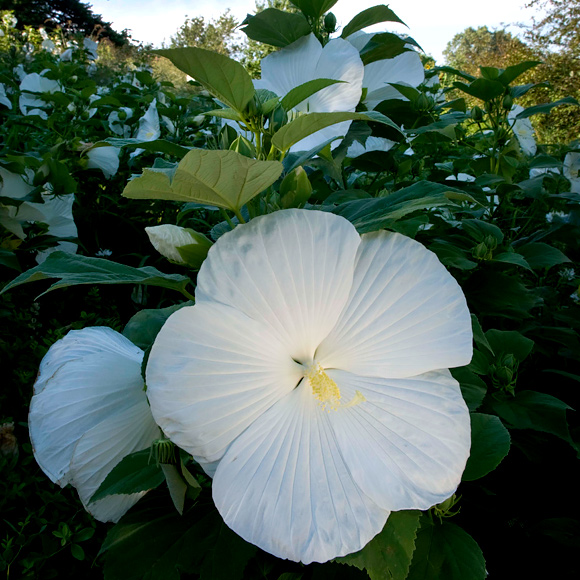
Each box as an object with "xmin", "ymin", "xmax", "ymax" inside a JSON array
[
  {"xmin": 563, "ymin": 152, "xmax": 580, "ymax": 193},
  {"xmin": 83, "ymin": 37, "xmax": 98, "ymax": 60},
  {"xmin": 86, "ymin": 145, "xmax": 121, "ymax": 179},
  {"xmin": 41, "ymin": 39, "xmax": 56, "ymax": 53},
  {"xmin": 509, "ymin": 105, "xmax": 537, "ymax": 156},
  {"xmin": 95, "ymin": 248, "xmax": 113, "ymax": 257},
  {"xmin": 0, "ymin": 83, "xmax": 11, "ymax": 109},
  {"xmin": 161, "ymin": 115, "xmax": 175, "ymax": 135},
  {"xmin": 19, "ymin": 71, "xmax": 61, "ymax": 119},
  {"xmin": 3, "ymin": 14, "xmax": 17, "ymax": 27},
  {"xmin": 445, "ymin": 173, "xmax": 476, "ymax": 182},
  {"xmin": 108, "ymin": 107, "xmax": 133, "ymax": 137},
  {"xmin": 13, "ymin": 64, "xmax": 26, "ymax": 81},
  {"xmin": 145, "ymin": 224, "xmax": 212, "ymax": 266},
  {"xmin": 60, "ymin": 48, "xmax": 73, "ymax": 62},
  {"xmin": 135, "ymin": 99, "xmax": 160, "ymax": 142},
  {"xmin": 30, "ymin": 327, "xmax": 161, "ymax": 522}
]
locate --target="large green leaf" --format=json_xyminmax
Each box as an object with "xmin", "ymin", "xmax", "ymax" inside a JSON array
[
  {"xmin": 101, "ymin": 497, "xmax": 256, "ymax": 580},
  {"xmin": 484, "ymin": 329, "xmax": 534, "ymax": 363},
  {"xmin": 90, "ymin": 449, "xmax": 164, "ymax": 503},
  {"xmin": 490, "ymin": 391, "xmax": 573, "ymax": 444},
  {"xmin": 516, "ymin": 242, "xmax": 571, "ymax": 270},
  {"xmin": 123, "ymin": 303, "xmax": 191, "ymax": 350},
  {"xmin": 336, "ymin": 510, "xmax": 421, "ymax": 580},
  {"xmin": 240, "ymin": 9, "xmax": 311, "ymax": 47},
  {"xmin": 462, "ymin": 413, "xmax": 511, "ymax": 481},
  {"xmin": 451, "ymin": 367, "xmax": 487, "ymax": 412},
  {"xmin": 497, "ymin": 61, "xmax": 542, "ymax": 86},
  {"xmin": 123, "ymin": 149, "xmax": 283, "ymax": 212},
  {"xmin": 359, "ymin": 32, "xmax": 415, "ymax": 65},
  {"xmin": 0, "ymin": 252, "xmax": 192, "ymax": 298},
  {"xmin": 341, "ymin": 5, "xmax": 406, "ymax": 39},
  {"xmin": 154, "ymin": 48, "xmax": 254, "ymax": 113},
  {"xmin": 407, "ymin": 518, "xmax": 486, "ymax": 580},
  {"xmin": 104, "ymin": 138, "xmax": 189, "ymax": 158},
  {"xmin": 281, "ymin": 78, "xmax": 345, "ymax": 112},
  {"xmin": 453, "ymin": 79, "xmax": 506, "ymax": 102},
  {"xmin": 290, "ymin": 0, "xmax": 338, "ymax": 19},
  {"xmin": 271, "ymin": 111, "xmax": 400, "ymax": 152},
  {"xmin": 331, "ymin": 181, "xmax": 472, "ymax": 233},
  {"xmin": 515, "ymin": 97, "xmax": 579, "ymax": 119}
]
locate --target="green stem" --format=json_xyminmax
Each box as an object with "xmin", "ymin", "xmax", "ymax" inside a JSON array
[
  {"xmin": 233, "ymin": 208, "xmax": 247, "ymax": 224},
  {"xmin": 220, "ymin": 208, "xmax": 236, "ymax": 230}
]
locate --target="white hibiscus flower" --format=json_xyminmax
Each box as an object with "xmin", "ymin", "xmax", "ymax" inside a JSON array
[
  {"xmin": 508, "ymin": 105, "xmax": 537, "ymax": 156},
  {"xmin": 86, "ymin": 145, "xmax": 121, "ymax": 179},
  {"xmin": 346, "ymin": 31, "xmax": 425, "ymax": 110},
  {"xmin": 108, "ymin": 107, "xmax": 133, "ymax": 137},
  {"xmin": 29, "ymin": 327, "xmax": 161, "ymax": 523},
  {"xmin": 146, "ymin": 209, "xmax": 473, "ymax": 564},
  {"xmin": 346, "ymin": 136, "xmax": 395, "ymax": 158},
  {"xmin": 19, "ymin": 71, "xmax": 61, "ymax": 119},
  {"xmin": 145, "ymin": 224, "xmax": 212, "ymax": 265},
  {"xmin": 256, "ymin": 33, "xmax": 364, "ymax": 152}
]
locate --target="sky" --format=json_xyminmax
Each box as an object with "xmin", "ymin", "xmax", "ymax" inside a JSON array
[{"xmin": 87, "ymin": 0, "xmax": 537, "ymax": 64}]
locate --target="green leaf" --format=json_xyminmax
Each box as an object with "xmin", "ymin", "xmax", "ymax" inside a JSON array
[
  {"xmin": 471, "ymin": 314, "xmax": 494, "ymax": 358},
  {"xmin": 280, "ymin": 166, "xmax": 312, "ymax": 208},
  {"xmin": 516, "ymin": 242, "xmax": 571, "ymax": 270},
  {"xmin": 462, "ymin": 413, "xmax": 511, "ymax": 481},
  {"xmin": 160, "ymin": 464, "xmax": 187, "ymax": 515},
  {"xmin": 289, "ymin": 0, "xmax": 338, "ymax": 19},
  {"xmin": 271, "ymin": 111, "xmax": 400, "ymax": 152},
  {"xmin": 451, "ymin": 367, "xmax": 487, "ymax": 411},
  {"xmin": 429, "ymin": 242, "xmax": 477, "ymax": 271},
  {"xmin": 453, "ymin": 78, "xmax": 505, "ymax": 101},
  {"xmin": 498, "ymin": 61, "xmax": 542, "ymax": 86},
  {"xmin": 123, "ymin": 149, "xmax": 283, "ymax": 212},
  {"xmin": 281, "ymin": 78, "xmax": 345, "ymax": 112},
  {"xmin": 407, "ymin": 518, "xmax": 486, "ymax": 580},
  {"xmin": 70, "ymin": 544, "xmax": 85, "ymax": 561},
  {"xmin": 340, "ymin": 5, "xmax": 407, "ymax": 39},
  {"xmin": 154, "ymin": 47, "xmax": 255, "ymax": 113},
  {"xmin": 0, "ymin": 252, "xmax": 192, "ymax": 299},
  {"xmin": 241, "ymin": 9, "xmax": 311, "ymax": 47},
  {"xmin": 102, "ymin": 497, "xmax": 257, "ymax": 580},
  {"xmin": 462, "ymin": 219, "xmax": 504, "ymax": 244},
  {"xmin": 492, "ymin": 251, "xmax": 532, "ymax": 270},
  {"xmin": 91, "ymin": 449, "xmax": 164, "ymax": 503},
  {"xmin": 104, "ymin": 138, "xmax": 189, "ymax": 158},
  {"xmin": 123, "ymin": 303, "xmax": 191, "ymax": 351},
  {"xmin": 204, "ymin": 108, "xmax": 243, "ymax": 122},
  {"xmin": 514, "ymin": 97, "xmax": 579, "ymax": 119},
  {"xmin": 490, "ymin": 391, "xmax": 573, "ymax": 443},
  {"xmin": 332, "ymin": 181, "xmax": 471, "ymax": 233},
  {"xmin": 336, "ymin": 510, "xmax": 421, "ymax": 580},
  {"xmin": 359, "ymin": 32, "xmax": 421, "ymax": 65},
  {"xmin": 484, "ymin": 330, "xmax": 534, "ymax": 362}
]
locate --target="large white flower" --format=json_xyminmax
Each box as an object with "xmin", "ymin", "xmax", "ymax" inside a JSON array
[
  {"xmin": 509, "ymin": 105, "xmax": 537, "ymax": 156},
  {"xmin": 29, "ymin": 327, "xmax": 161, "ymax": 522},
  {"xmin": 146, "ymin": 209, "xmax": 472, "ymax": 564},
  {"xmin": 135, "ymin": 99, "xmax": 160, "ymax": 142},
  {"xmin": 108, "ymin": 106, "xmax": 133, "ymax": 137},
  {"xmin": 256, "ymin": 33, "xmax": 364, "ymax": 152},
  {"xmin": 19, "ymin": 71, "xmax": 61, "ymax": 119},
  {"xmin": 346, "ymin": 32, "xmax": 425, "ymax": 110}
]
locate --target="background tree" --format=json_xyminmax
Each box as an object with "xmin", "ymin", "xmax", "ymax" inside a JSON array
[
  {"xmin": 0, "ymin": 0, "xmax": 128, "ymax": 44},
  {"xmin": 167, "ymin": 9, "xmax": 241, "ymax": 56},
  {"xmin": 523, "ymin": 0, "xmax": 580, "ymax": 143}
]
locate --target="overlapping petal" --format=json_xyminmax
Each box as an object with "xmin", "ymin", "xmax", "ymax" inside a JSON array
[
  {"xmin": 196, "ymin": 209, "xmax": 361, "ymax": 363},
  {"xmin": 326, "ymin": 369, "xmax": 470, "ymax": 511},
  {"xmin": 29, "ymin": 327, "xmax": 161, "ymax": 522},
  {"xmin": 212, "ymin": 383, "xmax": 389, "ymax": 564},
  {"xmin": 146, "ymin": 302, "xmax": 303, "ymax": 465},
  {"xmin": 316, "ymin": 230, "xmax": 473, "ymax": 377}
]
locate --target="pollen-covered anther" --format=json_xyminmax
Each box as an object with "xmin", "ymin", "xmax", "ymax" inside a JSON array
[{"xmin": 306, "ymin": 363, "xmax": 365, "ymax": 411}]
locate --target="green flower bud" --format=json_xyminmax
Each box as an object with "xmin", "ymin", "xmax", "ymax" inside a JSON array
[
  {"xmin": 472, "ymin": 241, "xmax": 492, "ymax": 261},
  {"xmin": 416, "ymin": 92, "xmax": 434, "ymax": 112},
  {"xmin": 324, "ymin": 12, "xmax": 337, "ymax": 33},
  {"xmin": 471, "ymin": 106, "xmax": 484, "ymax": 122},
  {"xmin": 152, "ymin": 438, "xmax": 178, "ymax": 465},
  {"xmin": 502, "ymin": 94, "xmax": 513, "ymax": 110},
  {"xmin": 483, "ymin": 234, "xmax": 498, "ymax": 251}
]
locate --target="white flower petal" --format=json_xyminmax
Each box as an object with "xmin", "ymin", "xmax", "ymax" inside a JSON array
[
  {"xmin": 29, "ymin": 327, "xmax": 146, "ymax": 485},
  {"xmin": 196, "ymin": 209, "xmax": 361, "ymax": 363},
  {"xmin": 69, "ymin": 399, "xmax": 161, "ymax": 523},
  {"xmin": 0, "ymin": 83, "xmax": 11, "ymax": 109},
  {"xmin": 0, "ymin": 167, "xmax": 33, "ymax": 199},
  {"xmin": 146, "ymin": 302, "xmax": 303, "ymax": 464},
  {"xmin": 509, "ymin": 105, "xmax": 537, "ymax": 156},
  {"xmin": 326, "ymin": 369, "xmax": 470, "ymax": 510},
  {"xmin": 346, "ymin": 136, "xmax": 395, "ymax": 158},
  {"xmin": 564, "ymin": 152, "xmax": 580, "ymax": 193},
  {"xmin": 364, "ymin": 52, "xmax": 425, "ymax": 109},
  {"xmin": 317, "ymin": 231, "xmax": 472, "ymax": 378},
  {"xmin": 19, "ymin": 72, "xmax": 60, "ymax": 117},
  {"xmin": 86, "ymin": 145, "xmax": 120, "ymax": 179},
  {"xmin": 145, "ymin": 224, "xmax": 195, "ymax": 264},
  {"xmin": 259, "ymin": 34, "xmax": 321, "ymax": 98},
  {"xmin": 212, "ymin": 384, "xmax": 389, "ymax": 564}
]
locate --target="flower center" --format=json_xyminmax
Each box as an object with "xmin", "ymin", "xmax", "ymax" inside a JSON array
[{"xmin": 305, "ymin": 363, "xmax": 365, "ymax": 412}]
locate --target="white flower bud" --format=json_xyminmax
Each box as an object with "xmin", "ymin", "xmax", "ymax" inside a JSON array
[{"xmin": 145, "ymin": 224, "xmax": 212, "ymax": 267}]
